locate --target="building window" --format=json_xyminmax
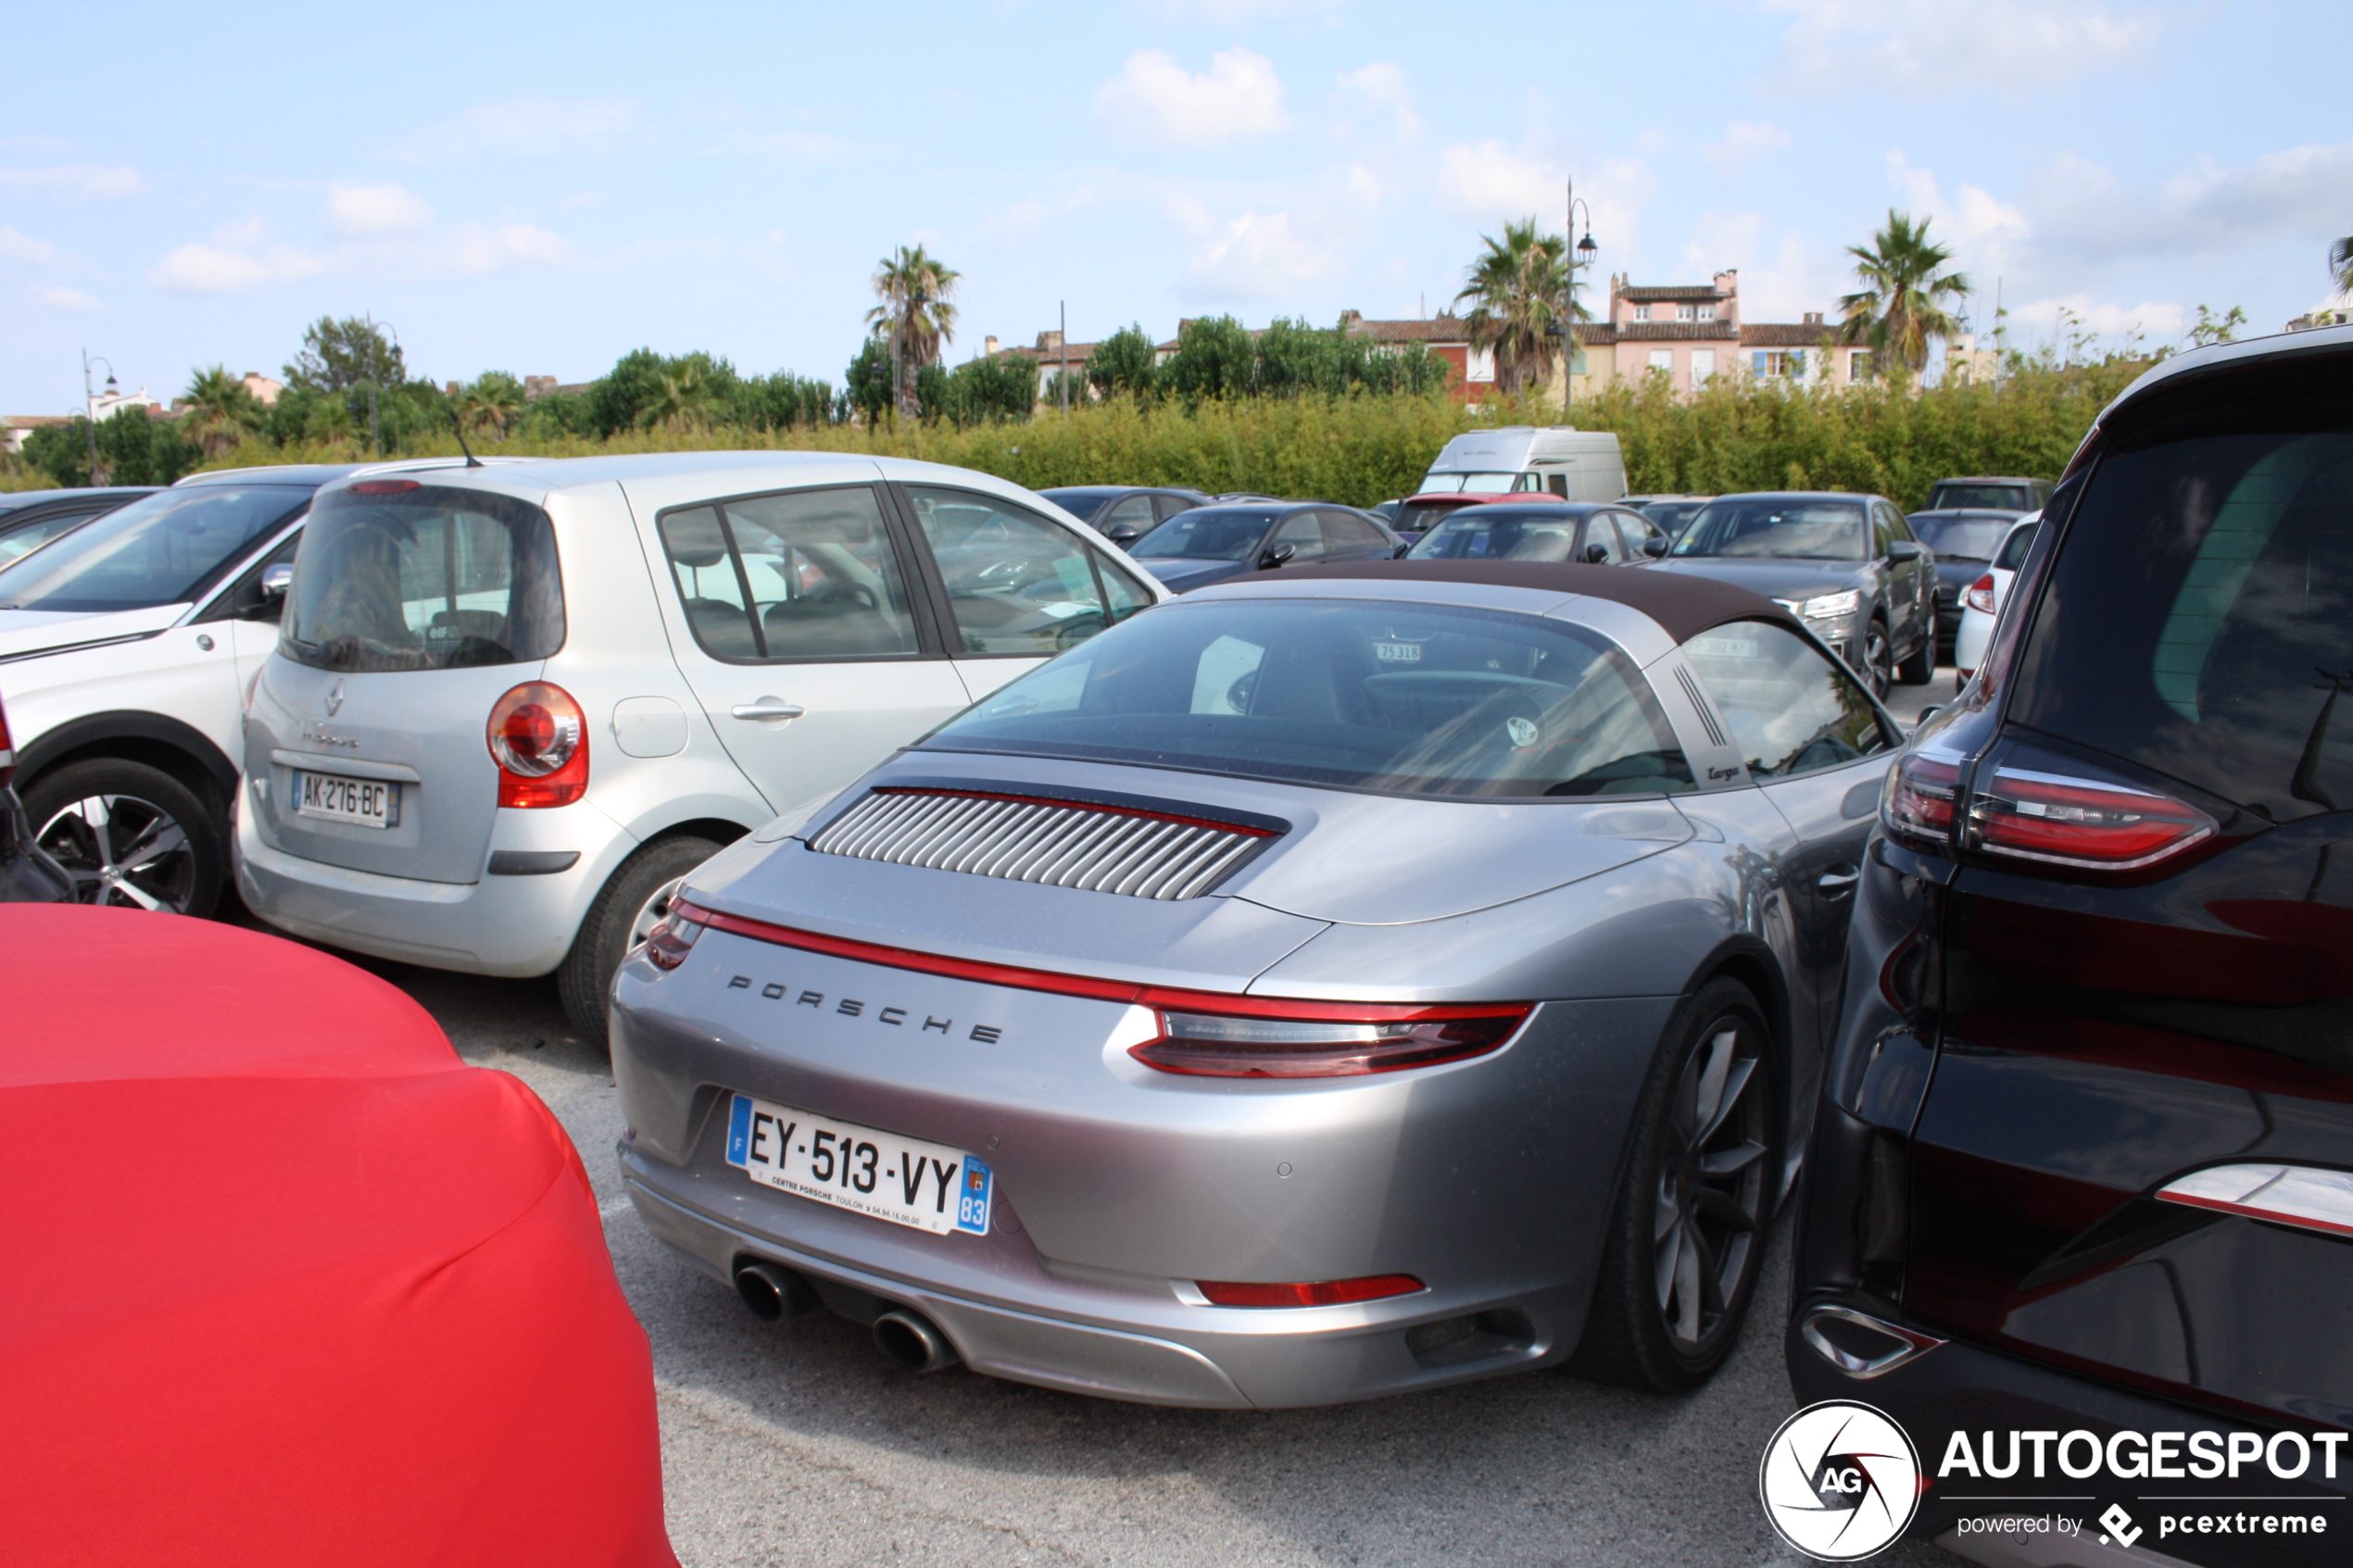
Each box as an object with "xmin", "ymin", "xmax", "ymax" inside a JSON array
[
  {"xmin": 1676, "ymin": 304, "xmax": 1696, "ymax": 321},
  {"xmin": 1848, "ymin": 350, "xmax": 1875, "ymax": 383},
  {"xmin": 1466, "ymin": 345, "xmax": 1497, "ymax": 383},
  {"xmin": 1691, "ymin": 349, "xmax": 1717, "ymax": 385},
  {"xmin": 1697, "ymin": 304, "xmax": 1716, "ymax": 320},
  {"xmin": 1648, "ymin": 349, "xmax": 1674, "ymax": 377},
  {"xmin": 1753, "ymin": 349, "xmax": 1806, "ymax": 379},
  {"xmin": 1632, "ymin": 305, "xmax": 1652, "ymax": 322}
]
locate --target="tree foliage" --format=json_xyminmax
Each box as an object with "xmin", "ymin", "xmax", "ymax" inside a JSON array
[
  {"xmin": 22, "ymin": 410, "xmax": 199, "ymax": 487},
  {"xmin": 1455, "ymin": 218, "xmax": 1573, "ymax": 395},
  {"xmin": 181, "ymin": 365, "xmax": 264, "ymax": 458},
  {"xmin": 866, "ymin": 244, "xmax": 961, "ymax": 421},
  {"xmin": 283, "ymin": 315, "xmax": 405, "ymax": 395},
  {"xmin": 1838, "ymin": 211, "xmax": 1971, "ymax": 374},
  {"xmin": 1086, "ymin": 326, "xmax": 1161, "ymax": 402}
]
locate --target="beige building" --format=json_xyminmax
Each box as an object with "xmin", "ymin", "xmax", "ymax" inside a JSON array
[{"xmin": 1571, "ymin": 273, "xmax": 1874, "ymax": 396}]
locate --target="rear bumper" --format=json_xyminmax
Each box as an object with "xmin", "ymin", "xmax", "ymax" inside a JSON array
[
  {"xmin": 1787, "ymin": 1307, "xmax": 2351, "ymax": 1567},
  {"xmin": 234, "ymin": 797, "xmax": 624, "ymax": 975}
]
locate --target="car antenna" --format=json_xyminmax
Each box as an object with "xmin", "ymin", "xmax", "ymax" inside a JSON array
[{"xmin": 441, "ymin": 388, "xmax": 484, "ymax": 468}]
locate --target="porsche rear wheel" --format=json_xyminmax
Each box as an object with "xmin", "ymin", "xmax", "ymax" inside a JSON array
[{"xmin": 1569, "ymin": 977, "xmax": 1779, "ymax": 1393}]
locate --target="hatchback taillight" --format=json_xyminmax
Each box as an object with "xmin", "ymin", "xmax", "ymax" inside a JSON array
[
  {"xmin": 1130, "ymin": 1002, "xmax": 1530, "ymax": 1078},
  {"xmin": 642, "ymin": 900, "xmax": 708, "ymax": 970},
  {"xmin": 487, "ymin": 682, "xmax": 588, "ymax": 808},
  {"xmin": 1964, "ymin": 764, "xmax": 2217, "ymax": 872},
  {"xmin": 1881, "ymin": 751, "xmax": 1964, "ymax": 851},
  {"xmin": 1963, "ymin": 573, "xmax": 1997, "ymax": 616}
]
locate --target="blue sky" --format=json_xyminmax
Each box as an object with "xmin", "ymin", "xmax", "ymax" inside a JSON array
[{"xmin": 2, "ymin": 0, "xmax": 2347, "ymax": 414}]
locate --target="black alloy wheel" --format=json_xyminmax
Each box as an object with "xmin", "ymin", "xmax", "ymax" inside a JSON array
[
  {"xmin": 24, "ymin": 758, "xmax": 222, "ymax": 917},
  {"xmin": 1858, "ymin": 618, "xmax": 1893, "ymax": 700},
  {"xmin": 1570, "ymin": 977, "xmax": 1778, "ymax": 1392}
]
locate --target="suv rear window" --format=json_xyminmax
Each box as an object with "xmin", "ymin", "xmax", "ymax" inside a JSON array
[
  {"xmin": 924, "ymin": 598, "xmax": 1692, "ymax": 799},
  {"xmin": 2011, "ymin": 356, "xmax": 2353, "ymax": 820},
  {"xmin": 282, "ymin": 485, "xmax": 564, "ymax": 671}
]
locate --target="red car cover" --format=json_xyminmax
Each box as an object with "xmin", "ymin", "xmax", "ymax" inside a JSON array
[{"xmin": 1, "ymin": 907, "xmax": 676, "ymax": 1567}]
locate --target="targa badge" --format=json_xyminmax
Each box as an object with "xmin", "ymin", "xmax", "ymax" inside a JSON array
[{"xmin": 1759, "ymin": 1400, "xmax": 1921, "ymax": 1561}]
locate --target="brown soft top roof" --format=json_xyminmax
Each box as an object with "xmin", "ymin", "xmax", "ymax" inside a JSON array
[{"xmin": 1274, "ymin": 559, "xmax": 1806, "ymax": 645}]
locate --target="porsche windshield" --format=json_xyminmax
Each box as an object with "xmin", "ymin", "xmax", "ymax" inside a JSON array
[
  {"xmin": 923, "ymin": 598, "xmax": 1693, "ymax": 799},
  {"xmin": 0, "ymin": 484, "xmax": 309, "ymax": 612}
]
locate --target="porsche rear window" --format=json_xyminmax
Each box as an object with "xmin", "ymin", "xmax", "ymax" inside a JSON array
[{"xmin": 922, "ymin": 598, "xmax": 1693, "ymax": 799}]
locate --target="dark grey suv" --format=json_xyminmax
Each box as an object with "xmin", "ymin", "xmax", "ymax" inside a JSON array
[{"xmin": 1650, "ymin": 492, "xmax": 1937, "ymax": 697}]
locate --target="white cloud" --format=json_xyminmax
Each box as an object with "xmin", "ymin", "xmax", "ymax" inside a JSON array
[
  {"xmin": 0, "ymin": 163, "xmax": 145, "ymax": 197},
  {"xmin": 1882, "ymin": 151, "xmax": 2031, "ymax": 280},
  {"xmin": 0, "ymin": 226, "xmax": 59, "ymax": 265},
  {"xmin": 1093, "ymin": 49, "xmax": 1287, "ymax": 150},
  {"xmin": 328, "ymin": 181, "xmax": 434, "ymax": 239},
  {"xmin": 391, "ymin": 97, "xmax": 641, "ymax": 162},
  {"xmin": 1336, "ymin": 62, "xmax": 1418, "ymax": 144},
  {"xmin": 147, "ymin": 238, "xmax": 327, "ymax": 293},
  {"xmin": 2010, "ymin": 293, "xmax": 2186, "ymax": 344},
  {"xmin": 1435, "ymin": 139, "xmax": 1558, "ymax": 223},
  {"xmin": 1678, "ymin": 212, "xmax": 1850, "ymax": 321},
  {"xmin": 1704, "ymin": 121, "xmax": 1791, "ymax": 177},
  {"xmin": 31, "ymin": 285, "xmax": 101, "ymax": 312},
  {"xmin": 1185, "ymin": 211, "xmax": 1335, "ymax": 299},
  {"xmin": 1762, "ymin": 0, "xmax": 2179, "ymax": 95},
  {"xmin": 722, "ymin": 129, "xmax": 865, "ymax": 165},
  {"xmin": 447, "ymin": 222, "xmax": 572, "ymax": 274}
]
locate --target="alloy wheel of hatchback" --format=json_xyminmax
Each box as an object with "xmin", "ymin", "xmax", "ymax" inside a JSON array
[
  {"xmin": 38, "ymin": 791, "xmax": 200, "ymax": 913},
  {"xmin": 1652, "ymin": 1020, "xmax": 1771, "ymax": 1357}
]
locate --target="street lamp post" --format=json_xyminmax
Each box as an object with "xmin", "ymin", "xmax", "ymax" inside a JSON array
[
  {"xmin": 80, "ymin": 350, "xmax": 118, "ymax": 486},
  {"xmin": 1561, "ymin": 182, "xmax": 1598, "ymax": 410}
]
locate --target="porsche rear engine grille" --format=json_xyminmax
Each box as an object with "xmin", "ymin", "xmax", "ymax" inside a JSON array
[{"xmin": 808, "ymin": 788, "xmax": 1273, "ymax": 900}]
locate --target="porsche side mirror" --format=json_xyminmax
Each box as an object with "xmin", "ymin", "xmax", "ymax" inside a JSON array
[{"xmin": 1259, "ymin": 541, "xmax": 1297, "ymax": 570}]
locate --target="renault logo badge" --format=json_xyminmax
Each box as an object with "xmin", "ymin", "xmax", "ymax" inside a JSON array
[{"xmin": 325, "ymin": 679, "xmax": 346, "ymax": 717}]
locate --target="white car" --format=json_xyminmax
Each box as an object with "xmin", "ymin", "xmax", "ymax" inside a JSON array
[
  {"xmin": 0, "ymin": 460, "xmax": 496, "ymax": 914},
  {"xmin": 234, "ymin": 452, "xmax": 1167, "ymax": 1045},
  {"xmin": 1952, "ymin": 511, "xmax": 2041, "ymax": 681}
]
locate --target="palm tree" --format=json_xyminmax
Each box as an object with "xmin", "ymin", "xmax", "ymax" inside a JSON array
[
  {"xmin": 642, "ymin": 360, "xmax": 717, "ymax": 431},
  {"xmin": 1838, "ymin": 210, "xmax": 1971, "ymax": 376},
  {"xmin": 2331, "ymin": 233, "xmax": 2353, "ymax": 295},
  {"xmin": 459, "ymin": 371, "xmax": 524, "ymax": 440},
  {"xmin": 1454, "ymin": 219, "xmax": 1577, "ymax": 396},
  {"xmin": 180, "ymin": 364, "xmax": 261, "ymax": 458},
  {"xmin": 865, "ymin": 245, "xmax": 961, "ymax": 421}
]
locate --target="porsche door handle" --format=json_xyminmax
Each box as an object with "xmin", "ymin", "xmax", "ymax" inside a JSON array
[
  {"xmin": 731, "ymin": 699, "xmax": 805, "ymax": 722},
  {"xmin": 1818, "ymin": 867, "xmax": 1860, "ymax": 898}
]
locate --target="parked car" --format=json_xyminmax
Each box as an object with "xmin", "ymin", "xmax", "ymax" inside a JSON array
[
  {"xmin": 0, "ymin": 486, "xmax": 157, "ymax": 568},
  {"xmin": 1621, "ymin": 494, "xmax": 1713, "ymax": 544},
  {"xmin": 1950, "ymin": 512, "xmax": 2038, "ymax": 680},
  {"xmin": 1404, "ymin": 499, "xmax": 1667, "ymax": 564},
  {"xmin": 1034, "ymin": 486, "xmax": 1211, "ymax": 548},
  {"xmin": 236, "ymin": 453, "xmax": 1167, "ymax": 1047},
  {"xmin": 1418, "ymin": 427, "xmax": 1628, "ymax": 500},
  {"xmin": 1789, "ymin": 325, "xmax": 2353, "ymax": 1563},
  {"xmin": 0, "ymin": 461, "xmax": 493, "ymax": 917},
  {"xmin": 1651, "ymin": 492, "xmax": 1937, "ymax": 698},
  {"xmin": 1389, "ymin": 491, "xmax": 1519, "ymax": 542},
  {"xmin": 4, "ymin": 902, "xmax": 674, "ymax": 1565},
  {"xmin": 0, "ymin": 690, "xmax": 72, "ymax": 903},
  {"xmin": 1906, "ymin": 506, "xmax": 2030, "ymax": 664},
  {"xmin": 1126, "ymin": 499, "xmax": 1402, "ymax": 592},
  {"xmin": 610, "ymin": 558, "xmax": 1905, "ymax": 1408},
  {"xmin": 1919, "ymin": 473, "xmax": 2054, "ymax": 512},
  {"xmin": 1369, "ymin": 499, "xmax": 1402, "ymax": 524}
]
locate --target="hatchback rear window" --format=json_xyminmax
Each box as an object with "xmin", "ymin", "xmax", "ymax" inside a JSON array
[
  {"xmin": 2010, "ymin": 357, "xmax": 2353, "ymax": 820},
  {"xmin": 1929, "ymin": 483, "xmax": 2031, "ymax": 510},
  {"xmin": 282, "ymin": 485, "xmax": 563, "ymax": 671},
  {"xmin": 923, "ymin": 598, "xmax": 1692, "ymax": 799}
]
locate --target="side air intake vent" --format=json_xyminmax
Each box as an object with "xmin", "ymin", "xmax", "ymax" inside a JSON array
[{"xmin": 809, "ymin": 788, "xmax": 1275, "ymax": 900}]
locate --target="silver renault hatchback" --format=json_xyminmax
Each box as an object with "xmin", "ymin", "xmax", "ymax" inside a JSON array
[
  {"xmin": 235, "ymin": 452, "xmax": 1164, "ymax": 1042},
  {"xmin": 610, "ymin": 559, "xmax": 1905, "ymax": 1408}
]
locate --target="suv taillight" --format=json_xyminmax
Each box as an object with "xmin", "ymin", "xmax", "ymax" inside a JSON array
[
  {"xmin": 1881, "ymin": 751, "xmax": 1964, "ymax": 851},
  {"xmin": 0, "ymin": 689, "xmax": 14, "ymax": 788},
  {"xmin": 1964, "ymin": 764, "xmax": 2217, "ymax": 872},
  {"xmin": 1963, "ymin": 573, "xmax": 1996, "ymax": 615},
  {"xmin": 1130, "ymin": 1001, "xmax": 1530, "ymax": 1078},
  {"xmin": 487, "ymin": 682, "xmax": 588, "ymax": 809}
]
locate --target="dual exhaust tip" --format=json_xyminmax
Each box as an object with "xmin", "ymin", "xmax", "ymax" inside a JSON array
[{"xmin": 732, "ymin": 1259, "xmax": 961, "ymax": 1374}]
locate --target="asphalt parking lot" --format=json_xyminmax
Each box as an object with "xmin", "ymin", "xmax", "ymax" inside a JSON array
[{"xmin": 345, "ymin": 670, "xmax": 1966, "ymax": 1568}]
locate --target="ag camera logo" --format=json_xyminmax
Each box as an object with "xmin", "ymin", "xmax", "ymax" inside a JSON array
[{"xmin": 1760, "ymin": 1400, "xmax": 1922, "ymax": 1560}]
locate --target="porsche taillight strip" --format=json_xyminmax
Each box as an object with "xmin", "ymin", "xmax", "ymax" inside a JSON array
[
  {"xmin": 671, "ymin": 899, "xmax": 1523, "ymax": 1024},
  {"xmin": 2157, "ymin": 1163, "xmax": 2353, "ymax": 1239},
  {"xmin": 809, "ymin": 787, "xmax": 1273, "ymax": 901}
]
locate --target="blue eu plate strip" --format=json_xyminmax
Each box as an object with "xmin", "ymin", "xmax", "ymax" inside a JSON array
[{"xmin": 726, "ymin": 1093, "xmax": 753, "ymax": 1166}]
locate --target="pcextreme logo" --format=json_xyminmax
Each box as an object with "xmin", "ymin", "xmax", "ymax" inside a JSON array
[{"xmin": 1760, "ymin": 1400, "xmax": 1922, "ymax": 1561}]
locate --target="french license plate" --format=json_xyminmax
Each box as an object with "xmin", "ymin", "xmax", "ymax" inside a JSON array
[
  {"xmin": 295, "ymin": 771, "xmax": 398, "ymax": 829},
  {"xmin": 725, "ymin": 1093, "xmax": 991, "ymax": 1236}
]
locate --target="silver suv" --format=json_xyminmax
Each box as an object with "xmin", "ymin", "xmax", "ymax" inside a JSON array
[{"xmin": 234, "ymin": 452, "xmax": 1164, "ymax": 1045}]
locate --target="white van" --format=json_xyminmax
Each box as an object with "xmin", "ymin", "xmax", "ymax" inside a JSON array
[{"xmin": 1416, "ymin": 428, "xmax": 1627, "ymax": 501}]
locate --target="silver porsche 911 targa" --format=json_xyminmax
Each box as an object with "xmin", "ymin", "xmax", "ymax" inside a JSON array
[{"xmin": 612, "ymin": 559, "xmax": 1902, "ymax": 1408}]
